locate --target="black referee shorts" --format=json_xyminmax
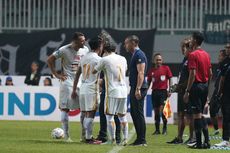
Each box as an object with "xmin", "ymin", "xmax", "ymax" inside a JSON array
[
  {"xmin": 151, "ymin": 89, "xmax": 167, "ymax": 109},
  {"xmin": 189, "ymin": 83, "xmax": 208, "ymax": 114},
  {"xmin": 178, "ymin": 92, "xmax": 192, "ymax": 114}
]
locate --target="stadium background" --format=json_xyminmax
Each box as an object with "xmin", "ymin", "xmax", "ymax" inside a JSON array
[
  {"xmin": 1, "ymin": 1, "xmax": 230, "ymax": 153},
  {"xmin": 0, "ymin": 0, "xmax": 229, "ymax": 123}
]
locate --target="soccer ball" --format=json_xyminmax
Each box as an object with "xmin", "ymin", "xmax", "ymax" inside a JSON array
[{"xmin": 51, "ymin": 128, "xmax": 64, "ymax": 139}]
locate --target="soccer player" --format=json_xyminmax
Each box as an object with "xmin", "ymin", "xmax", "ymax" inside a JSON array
[
  {"xmin": 215, "ymin": 43, "xmax": 230, "ymax": 147},
  {"xmin": 93, "ymin": 43, "xmax": 128, "ymax": 145},
  {"xmin": 209, "ymin": 49, "xmax": 227, "ymax": 136},
  {"xmin": 47, "ymin": 32, "xmax": 89, "ymax": 142},
  {"xmin": 183, "ymin": 32, "xmax": 212, "ymax": 149},
  {"xmin": 147, "ymin": 53, "xmax": 172, "ymax": 135},
  {"xmin": 167, "ymin": 37, "xmax": 195, "ymax": 144},
  {"xmin": 95, "ymin": 32, "xmax": 121, "ymax": 144},
  {"xmin": 124, "ymin": 35, "xmax": 148, "ymax": 146},
  {"xmin": 71, "ymin": 37, "xmax": 102, "ymax": 144}
]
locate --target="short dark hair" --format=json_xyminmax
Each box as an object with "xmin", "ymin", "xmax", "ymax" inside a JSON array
[
  {"xmin": 153, "ymin": 53, "xmax": 161, "ymax": 58},
  {"xmin": 126, "ymin": 35, "xmax": 139, "ymax": 44},
  {"xmin": 32, "ymin": 61, "xmax": 39, "ymax": 67},
  {"xmin": 44, "ymin": 77, "xmax": 52, "ymax": 86},
  {"xmin": 220, "ymin": 49, "xmax": 227, "ymax": 57},
  {"xmin": 192, "ymin": 32, "xmax": 204, "ymax": 46},
  {"xmin": 104, "ymin": 43, "xmax": 116, "ymax": 53},
  {"xmin": 72, "ymin": 32, "xmax": 84, "ymax": 41},
  {"xmin": 88, "ymin": 37, "xmax": 102, "ymax": 50}
]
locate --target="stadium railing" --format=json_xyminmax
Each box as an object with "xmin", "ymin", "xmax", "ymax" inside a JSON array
[{"xmin": 0, "ymin": 0, "xmax": 229, "ymax": 33}]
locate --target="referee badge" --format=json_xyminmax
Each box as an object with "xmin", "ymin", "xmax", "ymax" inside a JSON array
[{"xmin": 160, "ymin": 75, "xmax": 166, "ymax": 81}]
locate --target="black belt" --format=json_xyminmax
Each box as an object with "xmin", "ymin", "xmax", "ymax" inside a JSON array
[
  {"xmin": 194, "ymin": 82, "xmax": 208, "ymax": 84},
  {"xmin": 152, "ymin": 89, "xmax": 167, "ymax": 91}
]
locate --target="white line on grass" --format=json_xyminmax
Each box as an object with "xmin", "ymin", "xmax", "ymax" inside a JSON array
[{"xmin": 107, "ymin": 127, "xmax": 135, "ymax": 153}]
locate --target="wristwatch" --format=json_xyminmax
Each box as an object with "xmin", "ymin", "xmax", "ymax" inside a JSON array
[
  {"xmin": 136, "ymin": 87, "xmax": 141, "ymax": 91},
  {"xmin": 185, "ymin": 89, "xmax": 190, "ymax": 93}
]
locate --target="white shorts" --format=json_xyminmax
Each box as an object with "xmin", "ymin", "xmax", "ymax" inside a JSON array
[
  {"xmin": 104, "ymin": 97, "xmax": 127, "ymax": 115},
  {"xmin": 59, "ymin": 83, "xmax": 80, "ymax": 110},
  {"xmin": 79, "ymin": 93, "xmax": 99, "ymax": 111}
]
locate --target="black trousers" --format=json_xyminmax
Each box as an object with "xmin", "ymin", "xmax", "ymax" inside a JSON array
[
  {"xmin": 98, "ymin": 91, "xmax": 121, "ymax": 142},
  {"xmin": 210, "ymin": 89, "xmax": 221, "ymax": 118},
  {"xmin": 221, "ymin": 99, "xmax": 230, "ymax": 141},
  {"xmin": 190, "ymin": 83, "xmax": 208, "ymax": 114},
  {"xmin": 130, "ymin": 87, "xmax": 147, "ymax": 143}
]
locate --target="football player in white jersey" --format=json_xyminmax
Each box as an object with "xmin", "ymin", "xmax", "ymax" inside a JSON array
[
  {"xmin": 72, "ymin": 37, "xmax": 103, "ymax": 144},
  {"xmin": 47, "ymin": 32, "xmax": 89, "ymax": 142},
  {"xmin": 93, "ymin": 43, "xmax": 129, "ymax": 145}
]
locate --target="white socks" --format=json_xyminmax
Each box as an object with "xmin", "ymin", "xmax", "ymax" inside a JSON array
[
  {"xmin": 61, "ymin": 111, "xmax": 69, "ymax": 138},
  {"xmin": 83, "ymin": 117, "xmax": 94, "ymax": 139},
  {"xmin": 119, "ymin": 116, "xmax": 128, "ymax": 139},
  {"xmin": 106, "ymin": 115, "xmax": 116, "ymax": 140}
]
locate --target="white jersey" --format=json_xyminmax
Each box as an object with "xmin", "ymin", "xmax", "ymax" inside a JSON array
[
  {"xmin": 95, "ymin": 53, "xmax": 127, "ymax": 98},
  {"xmin": 53, "ymin": 44, "xmax": 88, "ymax": 109},
  {"xmin": 79, "ymin": 52, "xmax": 101, "ymax": 94},
  {"xmin": 53, "ymin": 44, "xmax": 89, "ymax": 86}
]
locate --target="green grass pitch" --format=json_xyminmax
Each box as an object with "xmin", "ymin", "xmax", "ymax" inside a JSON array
[{"xmin": 0, "ymin": 120, "xmax": 226, "ymax": 153}]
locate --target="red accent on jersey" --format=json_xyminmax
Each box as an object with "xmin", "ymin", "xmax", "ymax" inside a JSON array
[
  {"xmin": 188, "ymin": 49, "xmax": 211, "ymax": 83},
  {"xmin": 68, "ymin": 108, "xmax": 81, "ymax": 116},
  {"xmin": 147, "ymin": 65, "xmax": 172, "ymax": 90},
  {"xmin": 74, "ymin": 55, "xmax": 81, "ymax": 60}
]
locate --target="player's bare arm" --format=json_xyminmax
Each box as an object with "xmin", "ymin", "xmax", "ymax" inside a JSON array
[
  {"xmin": 207, "ymin": 67, "xmax": 213, "ymax": 99},
  {"xmin": 135, "ymin": 63, "xmax": 145, "ymax": 100},
  {"xmin": 168, "ymin": 77, "xmax": 173, "ymax": 97},
  {"xmin": 71, "ymin": 67, "xmax": 82, "ymax": 99},
  {"xmin": 47, "ymin": 55, "xmax": 67, "ymax": 81}
]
